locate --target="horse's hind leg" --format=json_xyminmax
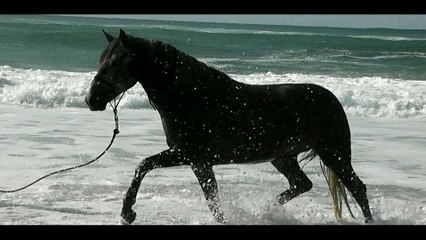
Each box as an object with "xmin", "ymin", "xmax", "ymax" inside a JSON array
[
  {"xmin": 316, "ymin": 144, "xmax": 373, "ymax": 223},
  {"xmin": 191, "ymin": 162, "xmax": 225, "ymax": 223},
  {"xmin": 271, "ymin": 152, "xmax": 313, "ymax": 205}
]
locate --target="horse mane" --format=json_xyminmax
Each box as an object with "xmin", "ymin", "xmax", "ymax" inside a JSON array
[{"xmin": 129, "ymin": 36, "xmax": 236, "ymax": 91}]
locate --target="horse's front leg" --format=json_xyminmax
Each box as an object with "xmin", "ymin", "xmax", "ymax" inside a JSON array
[
  {"xmin": 121, "ymin": 148, "xmax": 186, "ymax": 224},
  {"xmin": 191, "ymin": 162, "xmax": 226, "ymax": 224}
]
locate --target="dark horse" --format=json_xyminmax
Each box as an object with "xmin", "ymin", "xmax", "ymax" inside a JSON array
[{"xmin": 85, "ymin": 29, "xmax": 373, "ymax": 224}]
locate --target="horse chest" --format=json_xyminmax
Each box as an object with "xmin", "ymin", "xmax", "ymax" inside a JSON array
[
  {"xmin": 160, "ymin": 114, "xmax": 204, "ymax": 147},
  {"xmin": 161, "ymin": 117, "xmax": 181, "ymax": 147}
]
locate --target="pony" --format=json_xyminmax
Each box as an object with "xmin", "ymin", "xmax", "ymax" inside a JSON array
[{"xmin": 85, "ymin": 29, "xmax": 373, "ymax": 224}]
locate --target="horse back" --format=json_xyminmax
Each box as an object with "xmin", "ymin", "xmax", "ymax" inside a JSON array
[{"xmin": 149, "ymin": 43, "xmax": 348, "ymax": 160}]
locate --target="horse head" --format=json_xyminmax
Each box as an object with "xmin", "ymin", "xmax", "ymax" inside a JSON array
[{"xmin": 85, "ymin": 29, "xmax": 138, "ymax": 111}]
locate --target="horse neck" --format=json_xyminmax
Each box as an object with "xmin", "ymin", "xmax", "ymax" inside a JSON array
[
  {"xmin": 136, "ymin": 40, "xmax": 242, "ymax": 114},
  {"xmin": 136, "ymin": 41, "xmax": 186, "ymax": 110}
]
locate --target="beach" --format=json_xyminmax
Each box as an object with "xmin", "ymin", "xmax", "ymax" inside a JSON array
[{"xmin": 1, "ymin": 105, "xmax": 425, "ymax": 224}]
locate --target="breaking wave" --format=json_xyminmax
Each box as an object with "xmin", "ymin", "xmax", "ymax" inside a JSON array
[{"xmin": 1, "ymin": 65, "xmax": 424, "ymax": 118}]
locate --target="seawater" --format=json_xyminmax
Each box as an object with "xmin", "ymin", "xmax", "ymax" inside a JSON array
[{"xmin": 0, "ymin": 15, "xmax": 425, "ymax": 118}]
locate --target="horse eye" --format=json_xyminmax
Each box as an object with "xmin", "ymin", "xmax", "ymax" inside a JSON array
[{"xmin": 110, "ymin": 58, "xmax": 120, "ymax": 66}]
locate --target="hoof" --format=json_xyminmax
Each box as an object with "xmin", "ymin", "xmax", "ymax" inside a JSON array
[
  {"xmin": 277, "ymin": 194, "xmax": 291, "ymax": 205},
  {"xmin": 364, "ymin": 216, "xmax": 373, "ymax": 224},
  {"xmin": 214, "ymin": 213, "xmax": 227, "ymax": 224},
  {"xmin": 218, "ymin": 218, "xmax": 228, "ymax": 225},
  {"xmin": 121, "ymin": 210, "xmax": 137, "ymax": 225},
  {"xmin": 120, "ymin": 218, "xmax": 131, "ymax": 225}
]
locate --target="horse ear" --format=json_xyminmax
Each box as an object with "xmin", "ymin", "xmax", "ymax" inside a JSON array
[
  {"xmin": 119, "ymin": 28, "xmax": 128, "ymax": 44},
  {"xmin": 102, "ymin": 29, "xmax": 115, "ymax": 43}
]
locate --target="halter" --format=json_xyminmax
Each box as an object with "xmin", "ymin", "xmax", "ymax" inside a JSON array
[
  {"xmin": 0, "ymin": 92, "xmax": 126, "ymax": 193},
  {"xmin": 109, "ymin": 91, "xmax": 126, "ymax": 135}
]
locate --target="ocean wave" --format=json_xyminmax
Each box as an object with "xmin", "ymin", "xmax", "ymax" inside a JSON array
[
  {"xmin": 139, "ymin": 24, "xmax": 330, "ymax": 37},
  {"xmin": 4, "ymin": 16, "xmax": 425, "ymax": 43},
  {"xmin": 29, "ymin": 18, "xmax": 420, "ymax": 43},
  {"xmin": 0, "ymin": 65, "xmax": 424, "ymax": 118},
  {"xmin": 230, "ymin": 72, "xmax": 426, "ymax": 118},
  {"xmin": 132, "ymin": 23, "xmax": 425, "ymax": 41},
  {"xmin": 347, "ymin": 34, "xmax": 426, "ymax": 41},
  {"xmin": 260, "ymin": 50, "xmax": 426, "ymax": 62},
  {"xmin": 344, "ymin": 51, "xmax": 426, "ymax": 60},
  {"xmin": 135, "ymin": 24, "xmax": 426, "ymax": 42}
]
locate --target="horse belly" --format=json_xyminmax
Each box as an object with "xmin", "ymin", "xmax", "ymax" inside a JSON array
[
  {"xmin": 211, "ymin": 139, "xmax": 309, "ymax": 165},
  {"xmin": 207, "ymin": 123, "xmax": 308, "ymax": 164}
]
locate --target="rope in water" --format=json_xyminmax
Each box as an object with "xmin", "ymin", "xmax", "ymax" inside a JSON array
[{"xmin": 0, "ymin": 92, "xmax": 125, "ymax": 193}]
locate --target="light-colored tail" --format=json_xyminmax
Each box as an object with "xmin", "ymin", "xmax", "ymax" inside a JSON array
[{"xmin": 320, "ymin": 162, "xmax": 356, "ymax": 220}]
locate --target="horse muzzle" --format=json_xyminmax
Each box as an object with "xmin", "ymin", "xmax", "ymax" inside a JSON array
[{"xmin": 85, "ymin": 94, "xmax": 107, "ymax": 111}]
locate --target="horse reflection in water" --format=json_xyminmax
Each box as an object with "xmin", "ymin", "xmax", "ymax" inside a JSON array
[{"xmin": 85, "ymin": 29, "xmax": 373, "ymax": 224}]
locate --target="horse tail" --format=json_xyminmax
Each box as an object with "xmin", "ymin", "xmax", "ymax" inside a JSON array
[{"xmin": 299, "ymin": 150, "xmax": 355, "ymax": 221}]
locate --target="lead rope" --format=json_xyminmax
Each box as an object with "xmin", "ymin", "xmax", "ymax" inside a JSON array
[{"xmin": 0, "ymin": 92, "xmax": 126, "ymax": 193}]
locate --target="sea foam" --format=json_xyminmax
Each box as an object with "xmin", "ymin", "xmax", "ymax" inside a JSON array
[{"xmin": 1, "ymin": 65, "xmax": 424, "ymax": 118}]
